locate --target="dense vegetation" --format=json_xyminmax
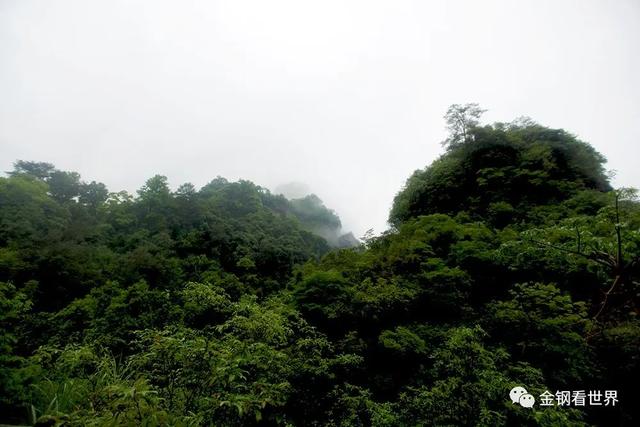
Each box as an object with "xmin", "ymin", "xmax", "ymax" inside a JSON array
[{"xmin": 1, "ymin": 108, "xmax": 638, "ymax": 426}]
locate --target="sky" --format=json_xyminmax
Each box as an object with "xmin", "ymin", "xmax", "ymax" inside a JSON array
[{"xmin": 1, "ymin": 0, "xmax": 639, "ymax": 237}]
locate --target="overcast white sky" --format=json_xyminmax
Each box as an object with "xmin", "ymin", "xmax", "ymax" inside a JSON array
[{"xmin": 1, "ymin": 0, "xmax": 638, "ymax": 236}]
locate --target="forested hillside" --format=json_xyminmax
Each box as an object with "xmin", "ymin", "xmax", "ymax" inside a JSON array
[{"xmin": 1, "ymin": 111, "xmax": 639, "ymax": 426}]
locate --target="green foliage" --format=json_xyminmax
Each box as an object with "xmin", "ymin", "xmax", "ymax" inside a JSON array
[
  {"xmin": 442, "ymin": 102, "xmax": 486, "ymax": 149},
  {"xmin": 397, "ymin": 326, "xmax": 586, "ymax": 426},
  {"xmin": 181, "ymin": 281, "xmax": 232, "ymax": 327},
  {"xmin": 378, "ymin": 326, "xmax": 427, "ymax": 356},
  {"xmin": 29, "ymin": 345, "xmax": 189, "ymax": 426},
  {"xmin": 325, "ymin": 384, "xmax": 399, "ymax": 426},
  {"xmin": 486, "ymin": 283, "xmax": 594, "ymax": 387},
  {"xmin": 390, "ymin": 119, "xmax": 611, "ymax": 227},
  {"xmin": 294, "ymin": 270, "xmax": 353, "ymax": 328},
  {"xmin": 0, "ymin": 282, "xmax": 35, "ymax": 415},
  {"xmin": 1, "ymin": 115, "xmax": 639, "ymax": 427},
  {"xmin": 0, "ymin": 165, "xmax": 334, "ymax": 311},
  {"xmin": 48, "ymin": 171, "xmax": 81, "ymax": 203}
]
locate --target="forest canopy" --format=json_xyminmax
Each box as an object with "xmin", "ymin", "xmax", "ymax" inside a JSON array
[
  {"xmin": 390, "ymin": 114, "xmax": 611, "ymax": 227},
  {"xmin": 1, "ymin": 109, "xmax": 639, "ymax": 426}
]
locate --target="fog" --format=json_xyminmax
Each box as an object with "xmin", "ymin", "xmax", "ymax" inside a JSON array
[{"xmin": 1, "ymin": 0, "xmax": 638, "ymax": 236}]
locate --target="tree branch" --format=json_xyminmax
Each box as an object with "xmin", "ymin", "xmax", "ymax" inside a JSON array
[{"xmin": 526, "ymin": 238, "xmax": 612, "ymax": 268}]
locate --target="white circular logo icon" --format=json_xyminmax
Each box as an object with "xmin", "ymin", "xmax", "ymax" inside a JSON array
[
  {"xmin": 510, "ymin": 386, "xmax": 535, "ymax": 408},
  {"xmin": 519, "ymin": 393, "xmax": 535, "ymax": 408}
]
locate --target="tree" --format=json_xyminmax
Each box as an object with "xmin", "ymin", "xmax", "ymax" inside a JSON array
[
  {"xmin": 175, "ymin": 182, "xmax": 196, "ymax": 199},
  {"xmin": 2, "ymin": 148, "xmax": 639, "ymax": 425},
  {"xmin": 47, "ymin": 171, "xmax": 81, "ymax": 203},
  {"xmin": 79, "ymin": 181, "xmax": 109, "ymax": 208},
  {"xmin": 525, "ymin": 188, "xmax": 640, "ymax": 323},
  {"xmin": 137, "ymin": 175, "xmax": 171, "ymax": 204},
  {"xmin": 442, "ymin": 103, "xmax": 486, "ymax": 149},
  {"xmin": 390, "ymin": 117, "xmax": 611, "ymax": 226},
  {"xmin": 486, "ymin": 283, "xmax": 593, "ymax": 387},
  {"xmin": 8, "ymin": 161, "xmax": 55, "ymax": 180}
]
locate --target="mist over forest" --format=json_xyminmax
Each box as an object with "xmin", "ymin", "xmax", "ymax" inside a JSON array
[
  {"xmin": 1, "ymin": 106, "xmax": 639, "ymax": 425},
  {"xmin": 1, "ymin": 1, "xmax": 639, "ymax": 426},
  {"xmin": 2, "ymin": 1, "xmax": 639, "ymax": 238}
]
